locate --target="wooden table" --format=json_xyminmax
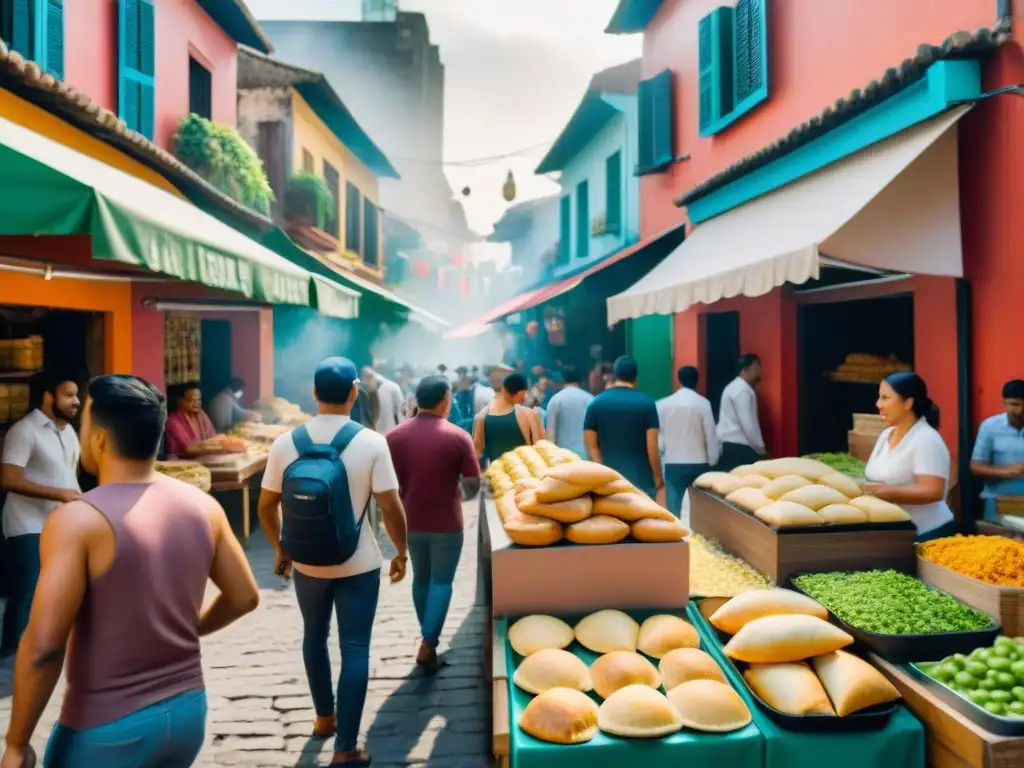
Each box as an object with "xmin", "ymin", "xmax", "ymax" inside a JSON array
[
  {"xmin": 873, "ymin": 656, "xmax": 1024, "ymax": 767},
  {"xmin": 208, "ymin": 454, "xmax": 267, "ymax": 540}
]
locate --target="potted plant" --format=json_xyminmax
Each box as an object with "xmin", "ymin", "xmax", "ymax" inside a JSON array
[{"xmin": 284, "ymin": 172, "xmax": 335, "ymax": 230}]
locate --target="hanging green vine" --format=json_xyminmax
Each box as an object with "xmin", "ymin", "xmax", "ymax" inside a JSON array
[{"xmin": 173, "ymin": 114, "xmax": 274, "ymax": 216}]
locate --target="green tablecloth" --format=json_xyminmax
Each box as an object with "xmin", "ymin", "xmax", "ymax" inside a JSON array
[
  {"xmin": 686, "ymin": 602, "xmax": 927, "ymax": 768},
  {"xmin": 502, "ymin": 608, "xmax": 764, "ymax": 768}
]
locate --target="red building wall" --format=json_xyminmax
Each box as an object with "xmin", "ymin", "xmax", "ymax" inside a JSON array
[{"xmin": 64, "ymin": 0, "xmax": 118, "ymax": 112}]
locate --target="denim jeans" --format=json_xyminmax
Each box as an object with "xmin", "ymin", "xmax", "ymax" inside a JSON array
[
  {"xmin": 915, "ymin": 520, "xmax": 959, "ymax": 543},
  {"xmin": 665, "ymin": 464, "xmax": 710, "ymax": 518},
  {"xmin": 293, "ymin": 568, "xmax": 380, "ymax": 752},
  {"xmin": 1, "ymin": 534, "xmax": 41, "ymax": 657},
  {"xmin": 408, "ymin": 531, "xmax": 464, "ymax": 648},
  {"xmin": 44, "ymin": 689, "xmax": 206, "ymax": 768},
  {"xmin": 716, "ymin": 442, "xmax": 763, "ymax": 473}
]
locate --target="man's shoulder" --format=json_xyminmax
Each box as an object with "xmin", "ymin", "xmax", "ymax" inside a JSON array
[{"xmin": 978, "ymin": 414, "xmax": 1008, "ymax": 434}]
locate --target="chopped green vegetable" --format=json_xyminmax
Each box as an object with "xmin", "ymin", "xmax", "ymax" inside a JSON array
[
  {"xmin": 794, "ymin": 570, "xmax": 995, "ymax": 635},
  {"xmin": 803, "ymin": 452, "xmax": 867, "ymax": 478}
]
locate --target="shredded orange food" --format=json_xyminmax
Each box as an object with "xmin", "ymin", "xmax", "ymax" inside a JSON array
[{"xmin": 919, "ymin": 535, "xmax": 1024, "ymax": 587}]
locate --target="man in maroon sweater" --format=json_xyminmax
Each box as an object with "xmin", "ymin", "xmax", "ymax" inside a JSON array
[{"xmin": 386, "ymin": 374, "xmax": 480, "ymax": 670}]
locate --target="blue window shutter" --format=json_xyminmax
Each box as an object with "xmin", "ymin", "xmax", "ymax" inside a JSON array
[
  {"xmin": 41, "ymin": 0, "xmax": 63, "ymax": 79},
  {"xmin": 138, "ymin": 0, "xmax": 155, "ymax": 138},
  {"xmin": 575, "ymin": 180, "xmax": 589, "ymax": 261},
  {"xmin": 650, "ymin": 69, "xmax": 673, "ymax": 168},
  {"xmin": 698, "ymin": 7, "xmax": 735, "ymax": 136},
  {"xmin": 9, "ymin": 0, "xmax": 34, "ymax": 58},
  {"xmin": 119, "ymin": 0, "xmax": 155, "ymax": 139},
  {"xmin": 605, "ymin": 151, "xmax": 621, "ymax": 235},
  {"xmin": 558, "ymin": 194, "xmax": 571, "ymax": 264},
  {"xmin": 697, "ymin": 14, "xmax": 714, "ymax": 133},
  {"xmin": 636, "ymin": 77, "xmax": 653, "ymax": 172},
  {"xmin": 734, "ymin": 0, "xmax": 768, "ymax": 107}
]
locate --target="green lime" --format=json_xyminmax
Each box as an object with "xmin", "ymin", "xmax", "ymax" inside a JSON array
[
  {"xmin": 985, "ymin": 701, "xmax": 1006, "ymax": 715},
  {"xmin": 955, "ymin": 671, "xmax": 978, "ymax": 687},
  {"xmin": 993, "ymin": 645, "xmax": 1015, "ymax": 659},
  {"xmin": 974, "ymin": 649, "xmax": 992, "ymax": 664},
  {"xmin": 995, "ymin": 636, "xmax": 1016, "ymax": 648},
  {"xmin": 987, "ymin": 668, "xmax": 1002, "ymax": 680},
  {"xmin": 969, "ymin": 689, "xmax": 991, "ymax": 707},
  {"xmin": 997, "ymin": 672, "xmax": 1018, "ymax": 689},
  {"xmin": 1009, "ymin": 701, "xmax": 1024, "ymax": 717},
  {"xmin": 990, "ymin": 689, "xmax": 1013, "ymax": 704},
  {"xmin": 951, "ymin": 653, "xmax": 970, "ymax": 669},
  {"xmin": 1013, "ymin": 686, "xmax": 1024, "ymax": 703},
  {"xmin": 967, "ymin": 661, "xmax": 988, "ymax": 678},
  {"xmin": 938, "ymin": 663, "xmax": 959, "ymax": 681},
  {"xmin": 1011, "ymin": 660, "xmax": 1024, "ymax": 681},
  {"xmin": 988, "ymin": 656, "xmax": 1012, "ymax": 671},
  {"xmin": 979, "ymin": 679, "xmax": 998, "ymax": 691}
]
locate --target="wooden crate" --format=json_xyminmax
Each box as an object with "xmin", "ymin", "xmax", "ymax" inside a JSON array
[
  {"xmin": 493, "ymin": 677, "xmax": 510, "ymax": 768},
  {"xmin": 848, "ymin": 429, "xmax": 879, "ymax": 462},
  {"xmin": 853, "ymin": 412, "xmax": 886, "ymax": 433},
  {"xmin": 873, "ymin": 656, "xmax": 1024, "ymax": 767},
  {"xmin": 916, "ymin": 551, "xmax": 1024, "ymax": 635},
  {"xmin": 689, "ymin": 489, "xmax": 916, "ymax": 583}
]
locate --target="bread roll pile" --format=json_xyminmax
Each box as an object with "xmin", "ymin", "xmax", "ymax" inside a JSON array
[
  {"xmin": 155, "ymin": 460, "xmax": 212, "ymax": 492},
  {"xmin": 229, "ymin": 422, "xmax": 290, "ymax": 452},
  {"xmin": 694, "ymin": 457, "xmax": 911, "ymax": 528},
  {"xmin": 828, "ymin": 353, "xmax": 911, "ymax": 384},
  {"xmin": 485, "ymin": 441, "xmax": 687, "ymax": 547}
]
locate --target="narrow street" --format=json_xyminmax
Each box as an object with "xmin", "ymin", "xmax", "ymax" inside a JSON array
[{"xmin": 0, "ymin": 498, "xmax": 493, "ymax": 768}]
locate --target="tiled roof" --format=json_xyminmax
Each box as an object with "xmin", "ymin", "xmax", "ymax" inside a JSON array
[
  {"xmin": 0, "ymin": 41, "xmax": 275, "ymax": 230},
  {"xmin": 676, "ymin": 22, "xmax": 1012, "ymax": 208}
]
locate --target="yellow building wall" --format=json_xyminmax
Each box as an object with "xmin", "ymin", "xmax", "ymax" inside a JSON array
[{"xmin": 290, "ymin": 92, "xmax": 383, "ymax": 277}]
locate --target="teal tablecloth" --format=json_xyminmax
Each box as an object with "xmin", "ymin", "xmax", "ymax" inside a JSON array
[
  {"xmin": 686, "ymin": 602, "xmax": 927, "ymax": 768},
  {"xmin": 504, "ymin": 608, "xmax": 765, "ymax": 768}
]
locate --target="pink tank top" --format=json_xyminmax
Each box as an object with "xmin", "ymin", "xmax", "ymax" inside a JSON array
[{"xmin": 60, "ymin": 475, "xmax": 215, "ymax": 729}]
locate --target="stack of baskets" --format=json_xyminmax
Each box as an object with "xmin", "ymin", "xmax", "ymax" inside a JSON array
[
  {"xmin": 0, "ymin": 383, "xmax": 30, "ymax": 425},
  {"xmin": 0, "ymin": 336, "xmax": 43, "ymax": 372}
]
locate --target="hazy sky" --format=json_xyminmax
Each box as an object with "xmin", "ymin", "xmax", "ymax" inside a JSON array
[{"xmin": 246, "ymin": 0, "xmax": 641, "ymax": 235}]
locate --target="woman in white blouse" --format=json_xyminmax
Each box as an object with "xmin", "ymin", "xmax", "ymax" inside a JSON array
[{"xmin": 864, "ymin": 372, "xmax": 956, "ymax": 541}]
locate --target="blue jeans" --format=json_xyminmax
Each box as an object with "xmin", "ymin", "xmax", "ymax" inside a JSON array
[
  {"xmin": 1, "ymin": 534, "xmax": 41, "ymax": 657},
  {"xmin": 665, "ymin": 463, "xmax": 710, "ymax": 518},
  {"xmin": 44, "ymin": 689, "xmax": 206, "ymax": 767},
  {"xmin": 916, "ymin": 520, "xmax": 959, "ymax": 543},
  {"xmin": 408, "ymin": 531, "xmax": 464, "ymax": 648},
  {"xmin": 293, "ymin": 568, "xmax": 380, "ymax": 752}
]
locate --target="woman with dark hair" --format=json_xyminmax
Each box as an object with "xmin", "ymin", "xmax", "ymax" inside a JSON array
[{"xmin": 863, "ymin": 372, "xmax": 954, "ymax": 540}]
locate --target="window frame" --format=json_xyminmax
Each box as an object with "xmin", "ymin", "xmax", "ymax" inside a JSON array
[
  {"xmin": 345, "ymin": 181, "xmax": 362, "ymax": 256},
  {"xmin": 604, "ymin": 150, "xmax": 622, "ymax": 235},
  {"xmin": 575, "ymin": 179, "xmax": 589, "ymax": 261},
  {"xmin": 188, "ymin": 56, "xmax": 213, "ymax": 120},
  {"xmin": 636, "ymin": 69, "xmax": 675, "ymax": 177}
]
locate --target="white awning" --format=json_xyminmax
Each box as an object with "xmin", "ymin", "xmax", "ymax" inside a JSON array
[{"xmin": 607, "ymin": 105, "xmax": 970, "ymax": 325}]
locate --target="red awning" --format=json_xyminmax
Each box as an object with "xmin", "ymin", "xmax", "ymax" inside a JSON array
[{"xmin": 444, "ymin": 223, "xmax": 686, "ymax": 339}]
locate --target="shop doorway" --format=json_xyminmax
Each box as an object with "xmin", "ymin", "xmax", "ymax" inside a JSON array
[
  {"xmin": 200, "ymin": 319, "xmax": 232, "ymax": 403},
  {"xmin": 704, "ymin": 311, "xmax": 739, "ymax": 420},
  {"xmin": 797, "ymin": 294, "xmax": 914, "ymax": 454}
]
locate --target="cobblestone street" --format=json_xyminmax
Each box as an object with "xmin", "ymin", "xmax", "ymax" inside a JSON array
[{"xmin": 0, "ymin": 498, "xmax": 493, "ymax": 767}]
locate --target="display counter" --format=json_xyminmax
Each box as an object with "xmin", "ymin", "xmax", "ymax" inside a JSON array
[{"xmin": 207, "ymin": 453, "xmax": 267, "ymax": 540}]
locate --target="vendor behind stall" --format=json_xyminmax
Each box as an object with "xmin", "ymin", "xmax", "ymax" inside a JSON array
[
  {"xmin": 971, "ymin": 378, "xmax": 1024, "ymax": 522},
  {"xmin": 208, "ymin": 377, "xmax": 261, "ymax": 433},
  {"xmin": 164, "ymin": 383, "xmax": 226, "ymax": 458}
]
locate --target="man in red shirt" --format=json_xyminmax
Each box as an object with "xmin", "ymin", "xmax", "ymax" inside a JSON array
[{"xmin": 386, "ymin": 374, "xmax": 480, "ymax": 670}]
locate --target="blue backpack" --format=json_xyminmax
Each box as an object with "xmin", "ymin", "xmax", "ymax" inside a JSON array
[{"xmin": 280, "ymin": 422, "xmax": 368, "ymax": 566}]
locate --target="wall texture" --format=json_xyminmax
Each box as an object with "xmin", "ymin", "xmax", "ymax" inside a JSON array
[{"xmin": 63, "ymin": 0, "xmax": 118, "ymax": 111}]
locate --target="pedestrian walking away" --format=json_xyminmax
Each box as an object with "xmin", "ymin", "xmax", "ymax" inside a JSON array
[
  {"xmin": 545, "ymin": 364, "xmax": 593, "ymax": 459},
  {"xmin": 258, "ymin": 356, "xmax": 409, "ymax": 767},
  {"xmin": 584, "ymin": 356, "xmax": 664, "ymax": 501},
  {"xmin": 0, "ymin": 371, "xmax": 81, "ymax": 661},
  {"xmin": 473, "ymin": 371, "xmax": 544, "ymax": 463},
  {"xmin": 387, "ymin": 374, "xmax": 481, "ymax": 671},
  {"xmin": 716, "ymin": 354, "xmax": 766, "ymax": 471},
  {"xmin": 658, "ymin": 366, "xmax": 720, "ymax": 517},
  {"xmin": 1, "ymin": 374, "xmax": 260, "ymax": 768}
]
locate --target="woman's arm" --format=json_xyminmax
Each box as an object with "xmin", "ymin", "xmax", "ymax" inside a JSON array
[
  {"xmin": 864, "ymin": 475, "xmax": 946, "ymax": 505},
  {"xmin": 472, "ymin": 412, "xmax": 486, "ymax": 459}
]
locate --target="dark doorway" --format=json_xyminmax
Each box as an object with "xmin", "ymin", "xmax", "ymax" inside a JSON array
[
  {"xmin": 704, "ymin": 310, "xmax": 740, "ymax": 420},
  {"xmin": 200, "ymin": 319, "xmax": 231, "ymax": 405}
]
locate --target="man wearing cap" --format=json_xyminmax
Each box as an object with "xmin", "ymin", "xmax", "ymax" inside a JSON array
[{"xmin": 258, "ymin": 357, "xmax": 409, "ymax": 767}]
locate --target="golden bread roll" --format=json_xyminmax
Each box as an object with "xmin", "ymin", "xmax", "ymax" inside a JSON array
[
  {"xmin": 710, "ymin": 474, "xmax": 747, "ymax": 497},
  {"xmin": 513, "ymin": 476, "xmax": 542, "ymax": 494},
  {"xmin": 725, "ymin": 487, "xmax": 773, "ymax": 513},
  {"xmin": 848, "ymin": 495, "xmax": 912, "ymax": 523},
  {"xmin": 709, "ymin": 588, "xmax": 828, "ymax": 635},
  {"xmin": 520, "ymin": 687, "xmax": 600, "ymax": 744},
  {"xmin": 698, "ymin": 597, "xmax": 730, "ymax": 622},
  {"xmin": 751, "ymin": 458, "xmax": 834, "ymax": 481},
  {"xmin": 779, "ymin": 484, "xmax": 851, "ymax": 511},
  {"xmin": 542, "ymin": 461, "xmax": 623, "ymax": 490},
  {"xmin": 761, "ymin": 474, "xmax": 813, "ymax": 500},
  {"xmin": 818, "ymin": 504, "xmax": 868, "ymax": 525},
  {"xmin": 565, "ymin": 515, "xmax": 630, "ymax": 545},
  {"xmin": 508, "ymin": 615, "xmax": 575, "ymax": 657},
  {"xmin": 590, "ymin": 651, "xmax": 661, "ymax": 699},
  {"xmin": 723, "ymin": 614, "xmax": 854, "ymax": 663},
  {"xmin": 637, "ymin": 615, "xmax": 700, "ymax": 659},
  {"xmin": 754, "ymin": 501, "xmax": 824, "ymax": 527},
  {"xmin": 516, "ymin": 491, "xmax": 593, "ymax": 523},
  {"xmin": 666, "ymin": 679, "xmax": 752, "ymax": 732},
  {"xmin": 597, "ymin": 685, "xmax": 683, "ymax": 738},
  {"xmin": 575, "ymin": 609, "xmax": 640, "ymax": 653},
  {"xmin": 513, "ymin": 648, "xmax": 593, "ymax": 695},
  {"xmin": 592, "ymin": 478, "xmax": 637, "ymax": 496},
  {"xmin": 730, "ymin": 464, "xmax": 761, "ymax": 477},
  {"xmin": 818, "ymin": 472, "xmax": 864, "ymax": 499},
  {"xmin": 494, "ymin": 492, "xmax": 521, "ymax": 523},
  {"xmin": 630, "ymin": 518, "xmax": 688, "ymax": 542},
  {"xmin": 693, "ymin": 471, "xmax": 732, "ymax": 489},
  {"xmin": 593, "ymin": 492, "xmax": 675, "ymax": 522},
  {"xmin": 533, "ymin": 476, "xmax": 587, "ymax": 503},
  {"xmin": 736, "ymin": 474, "xmax": 772, "ymax": 489},
  {"xmin": 504, "ymin": 514, "xmax": 563, "ymax": 546},
  {"xmin": 660, "ymin": 648, "xmax": 726, "ymax": 690},
  {"xmin": 744, "ymin": 662, "xmax": 836, "ymax": 715},
  {"xmin": 810, "ymin": 650, "xmax": 901, "ymax": 716}
]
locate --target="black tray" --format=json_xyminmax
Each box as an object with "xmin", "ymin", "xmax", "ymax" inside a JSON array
[
  {"xmin": 905, "ymin": 662, "xmax": 1024, "ymax": 736},
  {"xmin": 693, "ymin": 603, "xmax": 898, "ymax": 732},
  {"xmin": 788, "ymin": 573, "xmax": 1001, "ymax": 663},
  {"xmin": 699, "ymin": 489, "xmax": 918, "ymax": 534}
]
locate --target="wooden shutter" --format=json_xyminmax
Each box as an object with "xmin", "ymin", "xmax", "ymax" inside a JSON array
[
  {"xmin": 605, "ymin": 151, "xmax": 622, "ymax": 234},
  {"xmin": 345, "ymin": 182, "xmax": 362, "ymax": 255},
  {"xmin": 636, "ymin": 77, "xmax": 653, "ymax": 171},
  {"xmin": 323, "ymin": 161, "xmax": 340, "ymax": 237},
  {"xmin": 558, "ymin": 194, "xmax": 571, "ymax": 265},
  {"xmin": 6, "ymin": 0, "xmax": 33, "ymax": 59},
  {"xmin": 575, "ymin": 180, "xmax": 589, "ymax": 261},
  {"xmin": 698, "ymin": 7, "xmax": 734, "ymax": 135},
  {"xmin": 41, "ymin": 0, "xmax": 63, "ymax": 78},
  {"xmin": 302, "ymin": 149, "xmax": 314, "ymax": 173},
  {"xmin": 256, "ymin": 122, "xmax": 286, "ymax": 221},
  {"xmin": 734, "ymin": 0, "xmax": 768, "ymax": 106},
  {"xmin": 650, "ymin": 69, "xmax": 673, "ymax": 168},
  {"xmin": 118, "ymin": 0, "xmax": 155, "ymax": 138},
  {"xmin": 697, "ymin": 14, "xmax": 714, "ymax": 133},
  {"xmin": 363, "ymin": 198, "xmax": 379, "ymax": 268}
]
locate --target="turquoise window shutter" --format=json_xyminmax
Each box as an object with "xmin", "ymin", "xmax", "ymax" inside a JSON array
[
  {"xmin": 650, "ymin": 69, "xmax": 673, "ymax": 168},
  {"xmin": 734, "ymin": 0, "xmax": 768, "ymax": 109},
  {"xmin": 39, "ymin": 0, "xmax": 63, "ymax": 79},
  {"xmin": 575, "ymin": 180, "xmax": 589, "ymax": 260},
  {"xmin": 119, "ymin": 0, "xmax": 155, "ymax": 139},
  {"xmin": 698, "ymin": 6, "xmax": 735, "ymax": 137},
  {"xmin": 605, "ymin": 151, "xmax": 622, "ymax": 235},
  {"xmin": 9, "ymin": 0, "xmax": 34, "ymax": 59},
  {"xmin": 636, "ymin": 77, "xmax": 653, "ymax": 171},
  {"xmin": 558, "ymin": 194, "xmax": 571, "ymax": 265}
]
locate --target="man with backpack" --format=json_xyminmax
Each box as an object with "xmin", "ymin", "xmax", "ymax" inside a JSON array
[{"xmin": 258, "ymin": 357, "xmax": 408, "ymax": 768}]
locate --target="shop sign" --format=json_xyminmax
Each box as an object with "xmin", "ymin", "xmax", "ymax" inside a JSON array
[
  {"xmin": 132, "ymin": 219, "xmax": 253, "ymax": 297},
  {"xmin": 258, "ymin": 266, "xmax": 310, "ymax": 307}
]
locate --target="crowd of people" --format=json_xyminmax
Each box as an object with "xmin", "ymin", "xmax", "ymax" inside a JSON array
[{"xmin": 0, "ymin": 354, "xmax": 1021, "ymax": 767}]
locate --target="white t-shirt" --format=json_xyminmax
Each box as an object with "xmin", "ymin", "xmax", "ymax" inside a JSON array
[
  {"xmin": 374, "ymin": 378, "xmax": 405, "ymax": 435},
  {"xmin": 865, "ymin": 418, "xmax": 953, "ymax": 534},
  {"xmin": 1, "ymin": 409, "xmax": 81, "ymax": 537},
  {"xmin": 473, "ymin": 384, "xmax": 496, "ymax": 415},
  {"xmin": 261, "ymin": 414, "xmax": 399, "ymax": 578},
  {"xmin": 717, "ymin": 377, "xmax": 765, "ymax": 455}
]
